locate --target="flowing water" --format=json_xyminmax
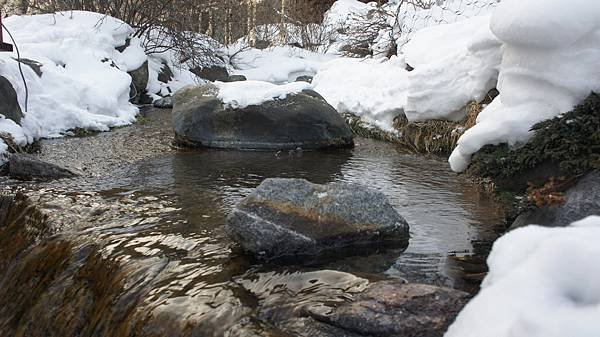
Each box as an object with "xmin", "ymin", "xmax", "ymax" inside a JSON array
[{"xmin": 0, "ymin": 108, "xmax": 506, "ymax": 336}]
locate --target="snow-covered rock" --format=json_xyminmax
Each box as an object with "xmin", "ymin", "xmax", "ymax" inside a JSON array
[
  {"xmin": 449, "ymin": 0, "xmax": 600, "ymax": 172},
  {"xmin": 172, "ymin": 83, "xmax": 353, "ymax": 150},
  {"xmin": 403, "ymin": 15, "xmax": 502, "ymax": 122},
  {"xmin": 0, "ymin": 11, "xmax": 141, "ymax": 156},
  {"xmin": 445, "ymin": 216, "xmax": 600, "ymax": 337},
  {"xmin": 312, "ymin": 56, "xmax": 408, "ymax": 132},
  {"xmin": 214, "ymin": 80, "xmax": 312, "ymax": 109}
]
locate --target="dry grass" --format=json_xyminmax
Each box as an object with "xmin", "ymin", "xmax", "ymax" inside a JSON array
[{"xmin": 343, "ymin": 90, "xmax": 498, "ymax": 155}]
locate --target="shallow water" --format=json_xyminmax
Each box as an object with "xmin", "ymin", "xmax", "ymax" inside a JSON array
[{"xmin": 2, "ymin": 108, "xmax": 506, "ymax": 335}]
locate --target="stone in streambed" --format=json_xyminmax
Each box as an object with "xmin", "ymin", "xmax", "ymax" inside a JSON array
[
  {"xmin": 226, "ymin": 178, "xmax": 409, "ymax": 259},
  {"xmin": 8, "ymin": 154, "xmax": 76, "ymax": 181},
  {"xmin": 309, "ymin": 280, "xmax": 470, "ymax": 337}
]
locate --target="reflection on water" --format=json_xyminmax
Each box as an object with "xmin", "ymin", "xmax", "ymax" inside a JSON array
[{"xmin": 1, "ymin": 109, "xmax": 506, "ymax": 335}]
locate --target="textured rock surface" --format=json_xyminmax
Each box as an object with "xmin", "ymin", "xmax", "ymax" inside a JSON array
[
  {"xmin": 310, "ymin": 280, "xmax": 470, "ymax": 337},
  {"xmin": 510, "ymin": 171, "xmax": 600, "ymax": 229},
  {"xmin": 190, "ymin": 65, "xmax": 229, "ymax": 82},
  {"xmin": 224, "ymin": 75, "xmax": 247, "ymax": 82},
  {"xmin": 172, "ymin": 84, "xmax": 354, "ymax": 150},
  {"xmin": 8, "ymin": 154, "xmax": 76, "ymax": 181},
  {"xmin": 295, "ymin": 75, "xmax": 313, "ymax": 83},
  {"xmin": 153, "ymin": 97, "xmax": 173, "ymax": 109},
  {"xmin": 227, "ymin": 178, "xmax": 409, "ymax": 259},
  {"xmin": 0, "ymin": 76, "xmax": 23, "ymax": 125},
  {"xmin": 128, "ymin": 60, "xmax": 149, "ymax": 103}
]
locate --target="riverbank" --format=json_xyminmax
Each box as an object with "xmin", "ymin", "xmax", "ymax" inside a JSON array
[{"xmin": 0, "ymin": 107, "xmax": 506, "ymax": 336}]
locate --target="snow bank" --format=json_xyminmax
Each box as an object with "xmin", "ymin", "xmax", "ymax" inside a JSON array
[
  {"xmin": 445, "ymin": 216, "xmax": 600, "ymax": 337},
  {"xmin": 312, "ymin": 56, "xmax": 408, "ymax": 131},
  {"xmin": 227, "ymin": 45, "xmax": 336, "ymax": 84},
  {"xmin": 449, "ymin": 0, "xmax": 600, "ymax": 172},
  {"xmin": 403, "ymin": 15, "xmax": 501, "ymax": 122},
  {"xmin": 214, "ymin": 80, "xmax": 312, "ymax": 109},
  {"xmin": 0, "ymin": 11, "xmax": 140, "ymax": 148}
]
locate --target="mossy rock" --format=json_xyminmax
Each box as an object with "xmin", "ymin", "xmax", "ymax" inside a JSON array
[{"xmin": 468, "ymin": 92, "xmax": 600, "ymax": 192}]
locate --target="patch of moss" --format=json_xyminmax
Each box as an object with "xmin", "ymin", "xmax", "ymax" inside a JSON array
[{"xmin": 469, "ymin": 92, "xmax": 600, "ymax": 185}]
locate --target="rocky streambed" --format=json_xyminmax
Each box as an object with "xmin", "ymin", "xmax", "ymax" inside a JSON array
[{"xmin": 0, "ymin": 108, "xmax": 506, "ymax": 336}]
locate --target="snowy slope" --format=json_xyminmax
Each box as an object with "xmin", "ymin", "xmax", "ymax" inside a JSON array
[
  {"xmin": 403, "ymin": 15, "xmax": 501, "ymax": 122},
  {"xmin": 449, "ymin": 0, "xmax": 600, "ymax": 172},
  {"xmin": 312, "ymin": 56, "xmax": 408, "ymax": 131},
  {"xmin": 227, "ymin": 44, "xmax": 336, "ymax": 84},
  {"xmin": 0, "ymin": 11, "xmax": 140, "ymax": 149},
  {"xmin": 446, "ymin": 216, "xmax": 600, "ymax": 337}
]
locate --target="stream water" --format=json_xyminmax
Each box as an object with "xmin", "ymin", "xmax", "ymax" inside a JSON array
[{"xmin": 0, "ymin": 108, "xmax": 506, "ymax": 336}]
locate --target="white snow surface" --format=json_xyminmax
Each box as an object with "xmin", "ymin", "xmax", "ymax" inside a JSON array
[
  {"xmin": 445, "ymin": 216, "xmax": 600, "ymax": 337},
  {"xmin": 449, "ymin": 0, "xmax": 600, "ymax": 172},
  {"xmin": 0, "ymin": 11, "xmax": 140, "ymax": 152},
  {"xmin": 403, "ymin": 15, "xmax": 502, "ymax": 122},
  {"xmin": 215, "ymin": 80, "xmax": 312, "ymax": 109},
  {"xmin": 228, "ymin": 45, "xmax": 336, "ymax": 84},
  {"xmin": 312, "ymin": 56, "xmax": 408, "ymax": 131}
]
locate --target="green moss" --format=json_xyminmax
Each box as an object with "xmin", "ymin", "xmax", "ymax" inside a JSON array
[{"xmin": 469, "ymin": 92, "xmax": 600, "ymax": 182}]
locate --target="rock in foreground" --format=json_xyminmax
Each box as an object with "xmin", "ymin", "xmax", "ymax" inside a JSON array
[
  {"xmin": 172, "ymin": 84, "xmax": 354, "ymax": 150},
  {"xmin": 227, "ymin": 178, "xmax": 409, "ymax": 259},
  {"xmin": 310, "ymin": 280, "xmax": 470, "ymax": 337},
  {"xmin": 510, "ymin": 171, "xmax": 600, "ymax": 230}
]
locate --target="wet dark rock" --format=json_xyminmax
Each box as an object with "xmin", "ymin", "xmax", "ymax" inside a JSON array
[
  {"xmin": 172, "ymin": 84, "xmax": 353, "ymax": 150},
  {"xmin": 309, "ymin": 280, "xmax": 470, "ymax": 337},
  {"xmin": 139, "ymin": 90, "xmax": 154, "ymax": 105},
  {"xmin": 0, "ymin": 75, "xmax": 23, "ymax": 125},
  {"xmin": 8, "ymin": 154, "xmax": 76, "ymax": 181},
  {"xmin": 157, "ymin": 62, "xmax": 174, "ymax": 83},
  {"xmin": 510, "ymin": 171, "xmax": 600, "ymax": 230},
  {"xmin": 295, "ymin": 75, "xmax": 313, "ymax": 83},
  {"xmin": 224, "ymin": 74, "xmax": 247, "ymax": 82},
  {"xmin": 128, "ymin": 60, "xmax": 149, "ymax": 103},
  {"xmin": 153, "ymin": 96, "xmax": 173, "ymax": 109},
  {"xmin": 226, "ymin": 178, "xmax": 409, "ymax": 259},
  {"xmin": 190, "ymin": 65, "xmax": 229, "ymax": 82}
]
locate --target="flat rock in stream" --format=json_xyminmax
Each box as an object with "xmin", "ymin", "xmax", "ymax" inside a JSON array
[
  {"xmin": 8, "ymin": 154, "xmax": 76, "ymax": 181},
  {"xmin": 226, "ymin": 178, "xmax": 409, "ymax": 259},
  {"xmin": 309, "ymin": 280, "xmax": 470, "ymax": 337}
]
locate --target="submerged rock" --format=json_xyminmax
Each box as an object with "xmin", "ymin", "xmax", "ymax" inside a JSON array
[
  {"xmin": 309, "ymin": 280, "xmax": 470, "ymax": 337},
  {"xmin": 172, "ymin": 84, "xmax": 354, "ymax": 150},
  {"xmin": 226, "ymin": 178, "xmax": 409, "ymax": 259},
  {"xmin": 8, "ymin": 154, "xmax": 76, "ymax": 181},
  {"xmin": 0, "ymin": 76, "xmax": 23, "ymax": 125},
  {"xmin": 510, "ymin": 171, "xmax": 600, "ymax": 229}
]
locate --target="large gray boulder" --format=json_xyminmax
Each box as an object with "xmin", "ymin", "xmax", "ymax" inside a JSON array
[
  {"xmin": 226, "ymin": 178, "xmax": 409, "ymax": 259},
  {"xmin": 510, "ymin": 171, "xmax": 600, "ymax": 230},
  {"xmin": 8, "ymin": 154, "xmax": 76, "ymax": 181},
  {"xmin": 0, "ymin": 76, "xmax": 23, "ymax": 125},
  {"xmin": 309, "ymin": 280, "xmax": 470, "ymax": 337},
  {"xmin": 172, "ymin": 84, "xmax": 354, "ymax": 150},
  {"xmin": 128, "ymin": 60, "xmax": 149, "ymax": 103}
]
